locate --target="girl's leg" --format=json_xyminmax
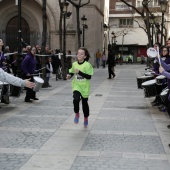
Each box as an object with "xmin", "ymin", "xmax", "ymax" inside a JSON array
[
  {"xmin": 81, "ymin": 97, "xmax": 89, "ymax": 118},
  {"xmin": 73, "ymin": 91, "xmax": 81, "ymax": 123},
  {"xmin": 81, "ymin": 96, "xmax": 89, "ymax": 127}
]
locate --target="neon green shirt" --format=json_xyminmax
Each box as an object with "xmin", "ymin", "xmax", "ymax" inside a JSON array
[{"xmin": 69, "ymin": 61, "xmax": 93, "ymax": 98}]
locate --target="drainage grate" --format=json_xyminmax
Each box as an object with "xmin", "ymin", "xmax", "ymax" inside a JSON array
[
  {"xmin": 127, "ymin": 106, "xmax": 148, "ymax": 109},
  {"xmin": 95, "ymin": 94, "xmax": 103, "ymax": 97}
]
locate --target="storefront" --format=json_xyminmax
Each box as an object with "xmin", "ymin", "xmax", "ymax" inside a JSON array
[{"xmin": 114, "ymin": 44, "xmax": 147, "ymax": 63}]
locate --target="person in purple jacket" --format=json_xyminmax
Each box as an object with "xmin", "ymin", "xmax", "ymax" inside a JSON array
[
  {"xmin": 21, "ymin": 46, "xmax": 38, "ymax": 102},
  {"xmin": 158, "ymin": 47, "xmax": 170, "ymax": 115},
  {"xmin": 151, "ymin": 43, "xmax": 163, "ymax": 106},
  {"xmin": 0, "ymin": 39, "xmax": 7, "ymax": 69}
]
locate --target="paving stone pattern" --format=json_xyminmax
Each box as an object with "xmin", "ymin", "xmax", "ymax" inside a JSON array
[
  {"xmin": 0, "ymin": 116, "xmax": 66, "ymax": 129},
  {"xmin": 92, "ymin": 119, "xmax": 156, "ymax": 132},
  {"xmin": 18, "ymin": 106, "xmax": 73, "ymax": 116},
  {"xmin": 70, "ymin": 157, "xmax": 170, "ymax": 170},
  {"xmin": 0, "ymin": 65, "xmax": 170, "ymax": 170},
  {"xmin": 99, "ymin": 108, "xmax": 151, "ymax": 120},
  {"xmin": 71, "ymin": 65, "xmax": 170, "ymax": 170},
  {"xmin": 0, "ymin": 131, "xmax": 53, "ymax": 149},
  {"xmin": 0, "ymin": 154, "xmax": 31, "ymax": 170}
]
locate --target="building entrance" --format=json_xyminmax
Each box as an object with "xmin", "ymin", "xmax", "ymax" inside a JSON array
[{"xmin": 5, "ymin": 17, "xmax": 30, "ymax": 51}]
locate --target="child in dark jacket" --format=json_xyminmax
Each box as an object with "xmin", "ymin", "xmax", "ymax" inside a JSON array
[{"xmin": 46, "ymin": 57, "xmax": 53, "ymax": 87}]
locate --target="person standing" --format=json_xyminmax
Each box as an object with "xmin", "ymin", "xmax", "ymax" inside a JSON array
[
  {"xmin": 128, "ymin": 54, "xmax": 133, "ymax": 64},
  {"xmin": 117, "ymin": 53, "xmax": 121, "ymax": 65},
  {"xmin": 4, "ymin": 46, "xmax": 12, "ymax": 73},
  {"xmin": 0, "ymin": 39, "xmax": 10, "ymax": 104},
  {"xmin": 66, "ymin": 47, "xmax": 93, "ymax": 128},
  {"xmin": 0, "ymin": 39, "xmax": 7, "ymax": 70},
  {"xmin": 166, "ymin": 38, "xmax": 170, "ymax": 55},
  {"xmin": 46, "ymin": 56, "xmax": 53, "ymax": 87},
  {"xmin": 150, "ymin": 43, "xmax": 162, "ymax": 106},
  {"xmin": 107, "ymin": 49, "xmax": 116, "ymax": 79},
  {"xmin": 21, "ymin": 46, "xmax": 38, "ymax": 102},
  {"xmin": 141, "ymin": 55, "xmax": 145, "ymax": 64},
  {"xmin": 95, "ymin": 49, "xmax": 102, "ymax": 68}
]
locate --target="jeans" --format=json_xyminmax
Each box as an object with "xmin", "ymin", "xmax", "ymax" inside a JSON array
[{"xmin": 96, "ymin": 58, "xmax": 100, "ymax": 68}]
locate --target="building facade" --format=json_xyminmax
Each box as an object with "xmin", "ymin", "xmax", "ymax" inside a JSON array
[
  {"xmin": 0, "ymin": 0, "xmax": 109, "ymax": 66},
  {"xmin": 109, "ymin": 0, "xmax": 170, "ymax": 63}
]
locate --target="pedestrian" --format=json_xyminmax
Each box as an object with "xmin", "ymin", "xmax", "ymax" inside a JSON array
[
  {"xmin": 166, "ymin": 38, "xmax": 170, "ymax": 55},
  {"xmin": 0, "ymin": 39, "xmax": 10, "ymax": 104},
  {"xmin": 55, "ymin": 49, "xmax": 62, "ymax": 80},
  {"xmin": 4, "ymin": 46, "xmax": 12, "ymax": 73},
  {"xmin": 125, "ymin": 56, "xmax": 129, "ymax": 64},
  {"xmin": 0, "ymin": 66, "xmax": 35, "ymax": 104},
  {"xmin": 150, "ymin": 43, "xmax": 162, "ymax": 106},
  {"xmin": 95, "ymin": 49, "xmax": 102, "ymax": 68},
  {"xmin": 117, "ymin": 53, "xmax": 121, "ymax": 65},
  {"xmin": 141, "ymin": 55, "xmax": 145, "ymax": 64},
  {"xmin": 128, "ymin": 54, "xmax": 133, "ymax": 64},
  {"xmin": 0, "ymin": 39, "xmax": 7, "ymax": 70},
  {"xmin": 46, "ymin": 56, "xmax": 53, "ymax": 87},
  {"xmin": 66, "ymin": 47, "xmax": 93, "ymax": 128},
  {"xmin": 21, "ymin": 46, "xmax": 38, "ymax": 102},
  {"xmin": 102, "ymin": 50, "xmax": 107, "ymax": 68},
  {"xmin": 107, "ymin": 49, "xmax": 116, "ymax": 79}
]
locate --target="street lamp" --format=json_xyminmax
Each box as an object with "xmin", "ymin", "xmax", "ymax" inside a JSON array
[
  {"xmin": 159, "ymin": 0, "xmax": 168, "ymax": 45},
  {"xmin": 103, "ymin": 24, "xmax": 109, "ymax": 50},
  {"xmin": 81, "ymin": 15, "xmax": 88, "ymax": 47},
  {"xmin": 121, "ymin": 30, "xmax": 127, "ymax": 65},
  {"xmin": 61, "ymin": 0, "xmax": 69, "ymax": 80}
]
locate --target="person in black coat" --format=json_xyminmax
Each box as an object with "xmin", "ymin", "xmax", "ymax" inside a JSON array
[{"xmin": 107, "ymin": 49, "xmax": 116, "ymax": 79}]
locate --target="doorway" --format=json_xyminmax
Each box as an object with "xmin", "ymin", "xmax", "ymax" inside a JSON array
[{"xmin": 5, "ymin": 17, "xmax": 30, "ymax": 51}]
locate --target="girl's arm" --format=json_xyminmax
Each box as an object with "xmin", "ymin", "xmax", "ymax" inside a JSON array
[{"xmin": 78, "ymin": 71, "xmax": 91, "ymax": 79}]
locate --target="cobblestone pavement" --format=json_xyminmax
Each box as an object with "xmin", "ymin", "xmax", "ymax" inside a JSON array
[{"xmin": 0, "ymin": 64, "xmax": 170, "ymax": 170}]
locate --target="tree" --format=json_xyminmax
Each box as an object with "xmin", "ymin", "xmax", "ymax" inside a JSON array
[
  {"xmin": 119, "ymin": 0, "xmax": 160, "ymax": 47},
  {"xmin": 66, "ymin": 0, "xmax": 90, "ymax": 48},
  {"xmin": 120, "ymin": 0, "xmax": 166, "ymax": 46}
]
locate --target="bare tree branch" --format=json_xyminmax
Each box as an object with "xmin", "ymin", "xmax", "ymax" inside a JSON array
[
  {"xmin": 119, "ymin": 0, "xmax": 143, "ymax": 16},
  {"xmin": 65, "ymin": 0, "xmax": 90, "ymax": 47},
  {"xmin": 133, "ymin": 19, "xmax": 147, "ymax": 33}
]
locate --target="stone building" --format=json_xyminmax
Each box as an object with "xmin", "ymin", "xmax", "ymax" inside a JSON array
[
  {"xmin": 109, "ymin": 0, "xmax": 170, "ymax": 63},
  {"xmin": 0, "ymin": 0, "xmax": 109, "ymax": 66}
]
